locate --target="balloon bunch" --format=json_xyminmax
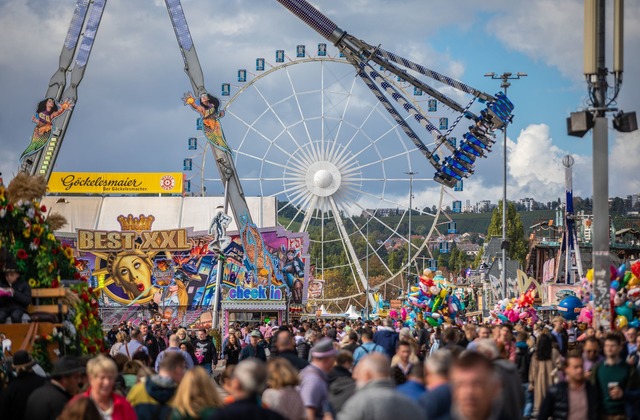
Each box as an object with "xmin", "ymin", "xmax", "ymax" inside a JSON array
[
  {"xmin": 490, "ymin": 289, "xmax": 539, "ymax": 325},
  {"xmin": 608, "ymin": 261, "xmax": 640, "ymax": 329},
  {"xmin": 406, "ymin": 269, "xmax": 464, "ymax": 327}
]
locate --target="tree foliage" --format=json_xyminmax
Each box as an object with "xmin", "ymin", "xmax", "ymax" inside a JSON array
[{"xmin": 487, "ymin": 200, "xmax": 529, "ymax": 266}]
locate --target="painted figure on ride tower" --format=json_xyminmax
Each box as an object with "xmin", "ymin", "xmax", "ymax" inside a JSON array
[
  {"xmin": 238, "ymin": 214, "xmax": 281, "ymax": 288},
  {"xmin": 183, "ymin": 91, "xmax": 231, "ymax": 153},
  {"xmin": 20, "ymin": 97, "xmax": 74, "ymax": 160},
  {"xmin": 106, "ymin": 250, "xmax": 156, "ymax": 302},
  {"xmin": 282, "ymin": 248, "xmax": 305, "ymax": 303}
]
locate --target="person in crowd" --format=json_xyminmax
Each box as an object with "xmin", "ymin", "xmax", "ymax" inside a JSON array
[
  {"xmin": 398, "ymin": 327, "xmax": 421, "ymax": 361},
  {"xmin": 128, "ymin": 351, "xmax": 187, "ymax": 419},
  {"xmin": 340, "ymin": 331, "xmax": 359, "ymax": 354},
  {"xmin": 156, "ymin": 334, "xmax": 195, "ymax": 371},
  {"xmin": 180, "ymin": 341, "xmax": 200, "ymax": 367},
  {"xmin": 327, "ymin": 350, "xmax": 356, "ymax": 413},
  {"xmin": 460, "ymin": 324, "xmax": 476, "ymax": 349},
  {"xmin": 551, "ymin": 316, "xmax": 569, "ymax": 357},
  {"xmin": 194, "ymin": 328, "xmax": 218, "ymax": 374},
  {"xmin": 269, "ymin": 325, "xmax": 290, "ymax": 357},
  {"xmin": 209, "ymin": 359, "xmax": 285, "ymax": 420},
  {"xmin": 119, "ymin": 328, "xmax": 150, "ymax": 359},
  {"xmin": 0, "ymin": 261, "xmax": 31, "ymax": 323},
  {"xmin": 449, "ymin": 351, "xmax": 504, "ymax": 420},
  {"xmin": 373, "ymin": 318, "xmax": 399, "ymax": 358},
  {"xmin": 590, "ymin": 331, "xmax": 640, "ymax": 419},
  {"xmin": 224, "ymin": 333, "xmax": 241, "ymax": 366},
  {"xmin": 515, "ymin": 331, "xmax": 533, "ymax": 419},
  {"xmin": 475, "ymin": 338, "xmax": 524, "ymax": 419},
  {"xmin": 275, "ymin": 330, "xmax": 309, "ymax": 371},
  {"xmin": 262, "ymin": 358, "xmax": 305, "ymax": 420},
  {"xmin": 140, "ymin": 323, "xmax": 160, "ymax": 364},
  {"xmin": 121, "ymin": 360, "xmax": 147, "ymax": 393},
  {"xmin": 337, "ymin": 352, "xmax": 423, "ymax": 420},
  {"xmin": 538, "ymin": 350, "xmax": 599, "ymax": 420},
  {"xmin": 429, "ymin": 327, "xmax": 442, "ymax": 355},
  {"xmin": 441, "ymin": 328, "xmax": 464, "ymax": 356},
  {"xmin": 110, "ymin": 331, "xmax": 128, "ymax": 357},
  {"xmin": 415, "ymin": 321, "xmax": 430, "ymax": 359},
  {"xmin": 219, "ymin": 327, "xmax": 236, "ymax": 361},
  {"xmin": 396, "ymin": 361, "xmax": 426, "ymax": 401},
  {"xmin": 390, "ymin": 340, "xmax": 413, "ymax": 385},
  {"xmin": 622, "ymin": 327, "xmax": 638, "ymax": 360},
  {"xmin": 24, "ymin": 356, "xmax": 85, "ymax": 420},
  {"xmin": 170, "ymin": 366, "xmax": 223, "ymax": 419},
  {"xmin": 582, "ymin": 336, "xmax": 603, "ymax": 379},
  {"xmin": 352, "ymin": 328, "xmax": 385, "ymax": 365},
  {"xmin": 107, "ymin": 325, "xmax": 119, "ymax": 346},
  {"xmin": 239, "ymin": 330, "xmax": 267, "ymax": 362},
  {"xmin": 299, "ymin": 337, "xmax": 337, "ymax": 420},
  {"xmin": 498, "ymin": 324, "xmax": 517, "ymax": 363},
  {"xmin": 297, "ymin": 329, "xmax": 317, "ymax": 361},
  {"xmin": 176, "ymin": 328, "xmax": 190, "ymax": 344},
  {"xmin": 419, "ymin": 348, "xmax": 453, "ymax": 419},
  {"xmin": 216, "ymin": 365, "xmax": 236, "ymax": 404},
  {"xmin": 0, "ymin": 350, "xmax": 47, "ymax": 419},
  {"xmin": 528, "ymin": 332, "xmax": 563, "ymax": 416},
  {"xmin": 566, "ymin": 321, "xmax": 579, "ymax": 351},
  {"xmin": 69, "ymin": 355, "xmax": 136, "ymax": 419},
  {"xmin": 57, "ymin": 396, "xmax": 102, "ymax": 420}
]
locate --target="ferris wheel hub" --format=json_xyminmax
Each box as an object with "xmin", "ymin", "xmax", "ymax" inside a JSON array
[{"xmin": 306, "ymin": 161, "xmax": 341, "ymax": 197}]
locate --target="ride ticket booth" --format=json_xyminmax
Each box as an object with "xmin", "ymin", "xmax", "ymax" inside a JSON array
[{"xmin": 221, "ymin": 290, "xmax": 287, "ymax": 332}]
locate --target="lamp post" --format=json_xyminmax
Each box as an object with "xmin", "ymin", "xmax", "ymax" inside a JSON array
[
  {"xmin": 365, "ymin": 212, "xmax": 370, "ymax": 320},
  {"xmin": 405, "ymin": 171, "xmax": 417, "ymax": 296},
  {"xmin": 484, "ymin": 72, "xmax": 526, "ymax": 299}
]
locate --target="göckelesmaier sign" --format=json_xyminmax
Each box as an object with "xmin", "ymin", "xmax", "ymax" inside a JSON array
[{"xmin": 48, "ymin": 172, "xmax": 183, "ymax": 194}]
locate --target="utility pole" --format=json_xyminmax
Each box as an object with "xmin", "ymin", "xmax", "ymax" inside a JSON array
[
  {"xmin": 405, "ymin": 171, "xmax": 417, "ymax": 296},
  {"xmin": 365, "ymin": 212, "xmax": 370, "ymax": 320},
  {"xmin": 484, "ymin": 72, "xmax": 527, "ymax": 299},
  {"xmin": 568, "ymin": 0, "xmax": 636, "ymax": 331}
]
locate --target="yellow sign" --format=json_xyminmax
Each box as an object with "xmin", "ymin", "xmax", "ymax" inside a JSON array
[
  {"xmin": 48, "ymin": 172, "xmax": 183, "ymax": 194},
  {"xmin": 77, "ymin": 229, "xmax": 191, "ymax": 251}
]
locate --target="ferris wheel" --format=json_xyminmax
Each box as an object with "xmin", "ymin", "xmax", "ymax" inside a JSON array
[{"xmin": 183, "ymin": 44, "xmax": 460, "ymax": 311}]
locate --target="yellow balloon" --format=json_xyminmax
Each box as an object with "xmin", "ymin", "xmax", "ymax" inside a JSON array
[
  {"xmin": 411, "ymin": 286, "xmax": 419, "ymax": 292},
  {"xmin": 439, "ymin": 289, "xmax": 448, "ymax": 298},
  {"xmin": 586, "ymin": 269, "xmax": 594, "ymax": 282},
  {"xmin": 628, "ymin": 275, "xmax": 640, "ymax": 287},
  {"xmin": 615, "ymin": 315, "xmax": 628, "ymax": 329}
]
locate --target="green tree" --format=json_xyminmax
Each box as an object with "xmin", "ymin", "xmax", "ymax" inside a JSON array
[{"xmin": 487, "ymin": 200, "xmax": 529, "ymax": 266}]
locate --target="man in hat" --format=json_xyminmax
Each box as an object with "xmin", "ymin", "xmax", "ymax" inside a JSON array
[
  {"xmin": 0, "ymin": 350, "xmax": 46, "ymax": 419},
  {"xmin": 239, "ymin": 330, "xmax": 267, "ymax": 362},
  {"xmin": 0, "ymin": 261, "xmax": 32, "ymax": 323},
  {"xmin": 24, "ymin": 356, "xmax": 85, "ymax": 420},
  {"xmin": 299, "ymin": 337, "xmax": 338, "ymax": 420}
]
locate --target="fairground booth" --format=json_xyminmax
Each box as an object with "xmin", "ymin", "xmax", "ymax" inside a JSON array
[{"xmin": 45, "ymin": 172, "xmax": 311, "ymax": 335}]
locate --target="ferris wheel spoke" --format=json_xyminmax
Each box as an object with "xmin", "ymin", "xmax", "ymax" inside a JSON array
[
  {"xmin": 330, "ymin": 103, "xmax": 381, "ymax": 164},
  {"xmin": 298, "ymin": 196, "xmax": 318, "ymax": 233},
  {"xmin": 284, "ymin": 193, "xmax": 313, "ymax": 230},
  {"xmin": 344, "ymin": 213, "xmax": 395, "ymax": 276},
  {"xmin": 235, "ymin": 150, "xmax": 290, "ymax": 171},
  {"xmin": 283, "ymin": 67, "xmax": 315, "ymax": 155},
  {"xmin": 328, "ymin": 198, "xmax": 363, "ymax": 295}
]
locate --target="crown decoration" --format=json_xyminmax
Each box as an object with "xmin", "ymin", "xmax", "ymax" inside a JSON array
[{"xmin": 117, "ymin": 214, "xmax": 155, "ymax": 232}]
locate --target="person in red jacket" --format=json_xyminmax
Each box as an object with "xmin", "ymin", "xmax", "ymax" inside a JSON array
[{"xmin": 69, "ymin": 355, "xmax": 136, "ymax": 420}]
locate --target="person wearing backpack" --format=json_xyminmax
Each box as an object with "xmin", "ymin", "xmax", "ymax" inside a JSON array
[{"xmin": 353, "ymin": 328, "xmax": 384, "ymax": 365}]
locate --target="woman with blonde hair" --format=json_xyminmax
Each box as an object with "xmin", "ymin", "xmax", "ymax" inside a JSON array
[
  {"xmin": 176, "ymin": 327, "xmax": 190, "ymax": 344},
  {"xmin": 68, "ymin": 355, "xmax": 136, "ymax": 420},
  {"xmin": 262, "ymin": 358, "xmax": 305, "ymax": 420},
  {"xmin": 170, "ymin": 366, "xmax": 223, "ymax": 419}
]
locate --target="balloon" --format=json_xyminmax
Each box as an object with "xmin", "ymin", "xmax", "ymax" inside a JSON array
[
  {"xmin": 628, "ymin": 275, "xmax": 640, "ymax": 287},
  {"xmin": 610, "ymin": 265, "xmax": 617, "ymax": 280},
  {"xmin": 431, "ymin": 312, "xmax": 441, "ymax": 319},
  {"xmin": 630, "ymin": 319, "xmax": 640, "ymax": 329},
  {"xmin": 623, "ymin": 272, "xmax": 633, "ymax": 286},
  {"xmin": 558, "ymin": 295, "xmax": 584, "ymax": 321},
  {"xmin": 426, "ymin": 316, "xmax": 438, "ymax": 327},
  {"xmin": 439, "ymin": 289, "xmax": 448, "ymax": 298},
  {"xmin": 617, "ymin": 264, "xmax": 627, "ymax": 279},
  {"xmin": 615, "ymin": 315, "xmax": 628, "ymax": 329},
  {"xmin": 519, "ymin": 311, "xmax": 528, "ymax": 319},
  {"xmin": 586, "ymin": 269, "xmax": 594, "ymax": 282},
  {"xmin": 497, "ymin": 314, "xmax": 508, "ymax": 323},
  {"xmin": 615, "ymin": 305, "xmax": 633, "ymax": 320},
  {"xmin": 632, "ymin": 261, "xmax": 640, "ymax": 278},
  {"xmin": 577, "ymin": 307, "xmax": 593, "ymax": 324},
  {"xmin": 611, "ymin": 281, "xmax": 620, "ymax": 291},
  {"xmin": 430, "ymin": 286, "xmax": 439, "ymax": 296}
]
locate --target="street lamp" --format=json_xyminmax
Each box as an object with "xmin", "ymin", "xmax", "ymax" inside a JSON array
[
  {"xmin": 484, "ymin": 72, "xmax": 526, "ymax": 299},
  {"xmin": 405, "ymin": 171, "xmax": 417, "ymax": 296},
  {"xmin": 365, "ymin": 211, "xmax": 371, "ymax": 320}
]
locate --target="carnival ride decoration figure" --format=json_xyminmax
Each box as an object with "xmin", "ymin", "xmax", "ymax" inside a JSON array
[
  {"xmin": 281, "ymin": 248, "xmax": 304, "ymax": 291},
  {"xmin": 20, "ymin": 97, "xmax": 74, "ymax": 161},
  {"xmin": 107, "ymin": 250, "xmax": 156, "ymax": 303},
  {"xmin": 0, "ymin": 261, "xmax": 32, "ymax": 323},
  {"xmin": 154, "ymin": 279, "xmax": 188, "ymax": 321},
  {"xmin": 183, "ymin": 92, "xmax": 231, "ymax": 153},
  {"xmin": 238, "ymin": 214, "xmax": 278, "ymax": 288},
  {"xmin": 208, "ymin": 210, "xmax": 232, "ymax": 252}
]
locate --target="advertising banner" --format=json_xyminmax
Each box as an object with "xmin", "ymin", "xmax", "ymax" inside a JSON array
[{"xmin": 48, "ymin": 172, "xmax": 183, "ymax": 194}]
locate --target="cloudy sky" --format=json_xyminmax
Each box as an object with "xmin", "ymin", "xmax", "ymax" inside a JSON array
[{"xmin": 1, "ymin": 0, "xmax": 639, "ymax": 213}]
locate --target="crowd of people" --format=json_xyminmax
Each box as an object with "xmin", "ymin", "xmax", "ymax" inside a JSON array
[{"xmin": 1, "ymin": 315, "xmax": 640, "ymax": 419}]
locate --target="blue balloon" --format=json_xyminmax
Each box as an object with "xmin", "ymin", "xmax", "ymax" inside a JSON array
[
  {"xmin": 558, "ymin": 295, "xmax": 584, "ymax": 321},
  {"xmin": 611, "ymin": 280, "xmax": 620, "ymax": 291},
  {"xmin": 615, "ymin": 305, "xmax": 633, "ymax": 320},
  {"xmin": 629, "ymin": 318, "xmax": 640, "ymax": 329},
  {"xmin": 617, "ymin": 264, "xmax": 627, "ymax": 280}
]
